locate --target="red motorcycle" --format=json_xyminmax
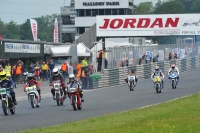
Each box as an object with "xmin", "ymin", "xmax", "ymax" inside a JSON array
[
  {"xmin": 51, "ymin": 80, "xmax": 65, "ymax": 106},
  {"xmin": 68, "ymin": 87, "xmax": 82, "ymax": 111}
]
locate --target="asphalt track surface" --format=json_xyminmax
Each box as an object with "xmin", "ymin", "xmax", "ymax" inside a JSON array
[{"xmin": 0, "ymin": 69, "xmax": 200, "ymax": 133}]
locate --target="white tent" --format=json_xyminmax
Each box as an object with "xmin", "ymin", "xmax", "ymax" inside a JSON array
[{"xmin": 77, "ymin": 43, "xmax": 93, "ymax": 57}]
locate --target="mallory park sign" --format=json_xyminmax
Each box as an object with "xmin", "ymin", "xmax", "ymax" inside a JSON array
[{"xmin": 83, "ymin": 2, "xmax": 120, "ymax": 6}]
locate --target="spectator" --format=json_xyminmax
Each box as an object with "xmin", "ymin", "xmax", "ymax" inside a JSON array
[
  {"xmin": 174, "ymin": 53, "xmax": 177, "ymax": 60},
  {"xmin": 41, "ymin": 62, "xmax": 48, "ymax": 81},
  {"xmin": 34, "ymin": 61, "xmax": 41, "ymax": 80},
  {"xmin": 82, "ymin": 57, "xmax": 88, "ymax": 67},
  {"xmin": 76, "ymin": 61, "xmax": 82, "ymax": 81},
  {"xmin": 48, "ymin": 60, "xmax": 54, "ymax": 78},
  {"xmin": 16, "ymin": 62, "xmax": 23, "ymax": 84},
  {"xmin": 68, "ymin": 63, "xmax": 73, "ymax": 75},
  {"xmin": 5, "ymin": 62, "xmax": 11, "ymax": 77},
  {"xmin": 169, "ymin": 53, "xmax": 172, "ymax": 61},
  {"xmin": 153, "ymin": 54, "xmax": 159, "ymax": 63},
  {"xmin": 11, "ymin": 64, "xmax": 17, "ymax": 88},
  {"xmin": 61, "ymin": 61, "xmax": 68, "ymax": 80},
  {"xmin": 29, "ymin": 62, "xmax": 35, "ymax": 73}
]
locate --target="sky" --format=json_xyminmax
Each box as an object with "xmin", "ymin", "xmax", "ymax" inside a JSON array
[{"xmin": 0, "ymin": 0, "xmax": 159, "ymax": 24}]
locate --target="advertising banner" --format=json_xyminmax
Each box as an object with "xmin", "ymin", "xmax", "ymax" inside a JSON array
[
  {"xmin": 96, "ymin": 14, "xmax": 200, "ymax": 37},
  {"xmin": 5, "ymin": 43, "xmax": 40, "ymax": 53},
  {"xmin": 134, "ymin": 50, "xmax": 139, "ymax": 59},
  {"xmin": 54, "ymin": 18, "xmax": 59, "ymax": 43},
  {"xmin": 30, "ymin": 19, "xmax": 38, "ymax": 41},
  {"xmin": 122, "ymin": 52, "xmax": 126, "ymax": 61},
  {"xmin": 180, "ymin": 49, "xmax": 186, "ymax": 59},
  {"xmin": 146, "ymin": 51, "xmax": 151, "ymax": 61},
  {"xmin": 128, "ymin": 51, "xmax": 133, "ymax": 65},
  {"xmin": 158, "ymin": 50, "xmax": 164, "ymax": 61}
]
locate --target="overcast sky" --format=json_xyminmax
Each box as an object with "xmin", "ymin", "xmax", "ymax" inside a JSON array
[{"xmin": 0, "ymin": 0, "xmax": 159, "ymax": 24}]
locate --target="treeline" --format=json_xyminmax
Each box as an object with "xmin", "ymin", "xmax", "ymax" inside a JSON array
[
  {"xmin": 0, "ymin": 14, "xmax": 59, "ymax": 42},
  {"xmin": 133, "ymin": 0, "xmax": 200, "ymax": 44}
]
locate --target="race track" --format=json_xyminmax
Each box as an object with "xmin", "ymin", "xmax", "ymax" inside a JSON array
[{"xmin": 0, "ymin": 69, "xmax": 200, "ymax": 133}]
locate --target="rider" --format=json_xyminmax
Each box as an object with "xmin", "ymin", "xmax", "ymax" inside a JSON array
[
  {"xmin": 24, "ymin": 73, "xmax": 41, "ymax": 100},
  {"xmin": 125, "ymin": 69, "xmax": 138, "ymax": 86},
  {"xmin": 0, "ymin": 71, "xmax": 17, "ymax": 105},
  {"xmin": 168, "ymin": 64, "xmax": 179, "ymax": 84},
  {"xmin": 67, "ymin": 74, "xmax": 84, "ymax": 102},
  {"xmin": 49, "ymin": 68, "xmax": 67, "ymax": 100},
  {"xmin": 151, "ymin": 66, "xmax": 165, "ymax": 89}
]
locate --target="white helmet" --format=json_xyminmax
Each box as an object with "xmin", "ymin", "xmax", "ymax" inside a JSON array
[
  {"xmin": 69, "ymin": 74, "xmax": 75, "ymax": 79},
  {"xmin": 53, "ymin": 68, "xmax": 59, "ymax": 76}
]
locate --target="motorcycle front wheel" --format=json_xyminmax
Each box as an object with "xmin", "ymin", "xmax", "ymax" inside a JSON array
[
  {"xmin": 2, "ymin": 100, "xmax": 9, "ymax": 115},
  {"xmin": 72, "ymin": 96, "xmax": 77, "ymax": 111},
  {"xmin": 30, "ymin": 95, "xmax": 36, "ymax": 108},
  {"xmin": 56, "ymin": 93, "xmax": 60, "ymax": 106},
  {"xmin": 129, "ymin": 81, "xmax": 133, "ymax": 91}
]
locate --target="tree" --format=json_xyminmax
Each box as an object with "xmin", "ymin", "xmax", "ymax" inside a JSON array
[
  {"xmin": 6, "ymin": 20, "xmax": 20, "ymax": 39},
  {"xmin": 191, "ymin": 0, "xmax": 200, "ymax": 13},
  {"xmin": 154, "ymin": 0, "xmax": 184, "ymax": 14},
  {"xmin": 0, "ymin": 19, "xmax": 7, "ymax": 37},
  {"xmin": 20, "ymin": 19, "xmax": 32, "ymax": 40},
  {"xmin": 133, "ymin": 2, "xmax": 154, "ymax": 15},
  {"xmin": 177, "ymin": 0, "xmax": 193, "ymax": 13}
]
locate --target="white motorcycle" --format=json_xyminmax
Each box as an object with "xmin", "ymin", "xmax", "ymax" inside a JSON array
[
  {"xmin": 51, "ymin": 80, "xmax": 65, "ymax": 106},
  {"xmin": 128, "ymin": 75, "xmax": 136, "ymax": 91},
  {"xmin": 25, "ymin": 85, "xmax": 40, "ymax": 108}
]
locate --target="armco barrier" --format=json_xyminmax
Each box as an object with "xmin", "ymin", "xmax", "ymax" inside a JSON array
[{"xmin": 90, "ymin": 56, "xmax": 200, "ymax": 89}]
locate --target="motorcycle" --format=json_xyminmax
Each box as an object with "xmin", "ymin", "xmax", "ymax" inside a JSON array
[
  {"xmin": 0, "ymin": 87, "xmax": 15, "ymax": 115},
  {"xmin": 68, "ymin": 85, "xmax": 82, "ymax": 111},
  {"xmin": 153, "ymin": 76, "xmax": 162, "ymax": 93},
  {"xmin": 169, "ymin": 73, "xmax": 178, "ymax": 89},
  {"xmin": 24, "ymin": 84, "xmax": 40, "ymax": 108},
  {"xmin": 51, "ymin": 80, "xmax": 65, "ymax": 106},
  {"xmin": 128, "ymin": 75, "xmax": 136, "ymax": 91}
]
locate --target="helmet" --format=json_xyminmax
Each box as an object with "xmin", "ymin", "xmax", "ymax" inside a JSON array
[
  {"xmin": 27, "ymin": 73, "xmax": 34, "ymax": 80},
  {"xmin": 0, "ymin": 71, "xmax": 7, "ymax": 81},
  {"xmin": 53, "ymin": 68, "xmax": 59, "ymax": 76},
  {"xmin": 69, "ymin": 74, "xmax": 75, "ymax": 82},
  {"xmin": 155, "ymin": 66, "xmax": 160, "ymax": 71},
  {"xmin": 171, "ymin": 64, "xmax": 175, "ymax": 69},
  {"xmin": 131, "ymin": 69, "xmax": 135, "ymax": 73}
]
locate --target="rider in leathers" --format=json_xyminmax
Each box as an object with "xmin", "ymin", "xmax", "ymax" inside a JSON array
[
  {"xmin": 0, "ymin": 71, "xmax": 17, "ymax": 105},
  {"xmin": 125, "ymin": 69, "xmax": 138, "ymax": 86},
  {"xmin": 151, "ymin": 66, "xmax": 165, "ymax": 89},
  {"xmin": 67, "ymin": 74, "xmax": 84, "ymax": 102},
  {"xmin": 24, "ymin": 73, "xmax": 41, "ymax": 101},
  {"xmin": 49, "ymin": 68, "xmax": 67, "ymax": 100},
  {"xmin": 168, "ymin": 64, "xmax": 179, "ymax": 85}
]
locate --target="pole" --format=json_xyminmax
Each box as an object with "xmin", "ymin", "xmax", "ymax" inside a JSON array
[{"xmin": 102, "ymin": 37, "xmax": 106, "ymax": 72}]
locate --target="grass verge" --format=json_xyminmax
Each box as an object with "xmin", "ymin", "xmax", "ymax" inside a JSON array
[{"xmin": 18, "ymin": 93, "xmax": 200, "ymax": 133}]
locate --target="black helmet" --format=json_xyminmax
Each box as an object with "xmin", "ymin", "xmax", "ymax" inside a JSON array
[{"xmin": 131, "ymin": 69, "xmax": 135, "ymax": 73}]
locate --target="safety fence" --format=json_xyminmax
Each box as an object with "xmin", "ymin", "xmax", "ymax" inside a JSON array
[
  {"xmin": 106, "ymin": 42, "xmax": 200, "ymax": 69},
  {"xmin": 89, "ymin": 55, "xmax": 200, "ymax": 89}
]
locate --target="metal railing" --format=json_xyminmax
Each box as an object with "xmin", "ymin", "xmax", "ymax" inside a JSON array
[{"xmin": 106, "ymin": 42, "xmax": 200, "ymax": 69}]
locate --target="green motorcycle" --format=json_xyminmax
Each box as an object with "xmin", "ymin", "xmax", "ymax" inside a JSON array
[{"xmin": 0, "ymin": 88, "xmax": 15, "ymax": 116}]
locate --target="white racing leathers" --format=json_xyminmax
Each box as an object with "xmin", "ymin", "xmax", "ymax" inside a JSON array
[
  {"xmin": 168, "ymin": 67, "xmax": 179, "ymax": 83},
  {"xmin": 168, "ymin": 67, "xmax": 179, "ymax": 75}
]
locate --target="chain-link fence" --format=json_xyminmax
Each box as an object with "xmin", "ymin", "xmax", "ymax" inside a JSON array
[{"xmin": 106, "ymin": 42, "xmax": 200, "ymax": 68}]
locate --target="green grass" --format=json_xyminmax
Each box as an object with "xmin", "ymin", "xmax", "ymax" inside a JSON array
[{"xmin": 18, "ymin": 93, "xmax": 200, "ymax": 133}]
